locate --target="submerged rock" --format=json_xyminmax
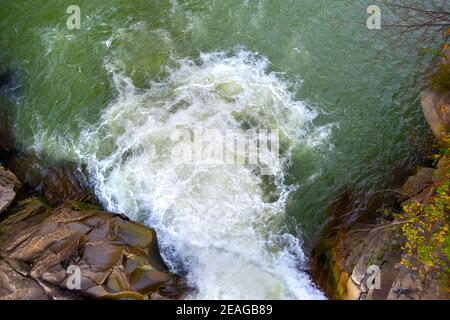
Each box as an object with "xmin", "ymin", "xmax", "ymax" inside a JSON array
[
  {"xmin": 0, "ymin": 172, "xmax": 187, "ymax": 300},
  {"xmin": 0, "ymin": 70, "xmax": 17, "ymax": 152},
  {"xmin": 0, "ymin": 113, "xmax": 14, "ymax": 152}
]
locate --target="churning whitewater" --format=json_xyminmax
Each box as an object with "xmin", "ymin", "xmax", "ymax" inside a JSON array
[{"xmin": 77, "ymin": 50, "xmax": 328, "ymax": 299}]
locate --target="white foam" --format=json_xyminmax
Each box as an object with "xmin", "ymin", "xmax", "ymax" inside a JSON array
[{"xmin": 78, "ymin": 50, "xmax": 327, "ymax": 299}]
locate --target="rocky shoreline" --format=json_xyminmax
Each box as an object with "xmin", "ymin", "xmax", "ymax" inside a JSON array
[
  {"xmin": 0, "ymin": 162, "xmax": 187, "ymax": 299},
  {"xmin": 0, "ymin": 68, "xmax": 182, "ymax": 300},
  {"xmin": 310, "ymin": 51, "xmax": 450, "ymax": 300},
  {"xmin": 310, "ymin": 159, "xmax": 449, "ymax": 300}
]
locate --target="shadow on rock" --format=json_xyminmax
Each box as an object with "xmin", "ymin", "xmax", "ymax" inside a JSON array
[
  {"xmin": 1, "ymin": 150, "xmax": 93, "ymax": 207},
  {"xmin": 0, "ymin": 193, "xmax": 187, "ymax": 300}
]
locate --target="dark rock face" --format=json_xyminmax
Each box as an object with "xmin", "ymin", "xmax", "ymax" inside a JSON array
[
  {"xmin": 41, "ymin": 164, "xmax": 90, "ymax": 206},
  {"xmin": 0, "ymin": 113, "xmax": 14, "ymax": 152},
  {"xmin": 0, "ymin": 70, "xmax": 17, "ymax": 152},
  {"xmin": 1, "ymin": 151, "xmax": 90, "ymax": 206},
  {"xmin": 0, "ymin": 169, "xmax": 187, "ymax": 300}
]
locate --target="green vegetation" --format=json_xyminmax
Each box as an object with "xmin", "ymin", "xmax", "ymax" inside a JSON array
[
  {"xmin": 396, "ymin": 136, "xmax": 450, "ymax": 281},
  {"xmin": 431, "ymin": 62, "xmax": 450, "ymax": 93}
]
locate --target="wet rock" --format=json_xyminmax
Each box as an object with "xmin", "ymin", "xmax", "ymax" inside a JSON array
[
  {"xmin": 42, "ymin": 164, "xmax": 90, "ymax": 206},
  {"xmin": 1, "ymin": 151, "xmax": 90, "ymax": 206},
  {"xmin": 0, "ymin": 113, "xmax": 14, "ymax": 152},
  {"xmin": 0, "ymin": 152, "xmax": 45, "ymax": 189},
  {"xmin": 0, "ymin": 199, "xmax": 187, "ymax": 300},
  {"xmin": 0, "ymin": 70, "xmax": 17, "ymax": 151},
  {"xmin": 0, "ymin": 165, "xmax": 21, "ymax": 214}
]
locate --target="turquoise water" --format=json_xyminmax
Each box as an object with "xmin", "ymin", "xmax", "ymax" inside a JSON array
[{"xmin": 0, "ymin": 0, "xmax": 436, "ymax": 299}]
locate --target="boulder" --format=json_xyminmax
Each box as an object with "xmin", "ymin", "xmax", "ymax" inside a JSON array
[
  {"xmin": 421, "ymin": 89, "xmax": 450, "ymax": 141},
  {"xmin": 0, "ymin": 198, "xmax": 187, "ymax": 300},
  {"xmin": 0, "ymin": 165, "xmax": 21, "ymax": 214}
]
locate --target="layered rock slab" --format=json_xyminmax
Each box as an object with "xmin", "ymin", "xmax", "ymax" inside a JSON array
[{"xmin": 0, "ymin": 195, "xmax": 186, "ymax": 300}]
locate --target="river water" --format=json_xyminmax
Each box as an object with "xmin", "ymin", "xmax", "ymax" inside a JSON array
[{"xmin": 0, "ymin": 0, "xmax": 437, "ymax": 299}]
